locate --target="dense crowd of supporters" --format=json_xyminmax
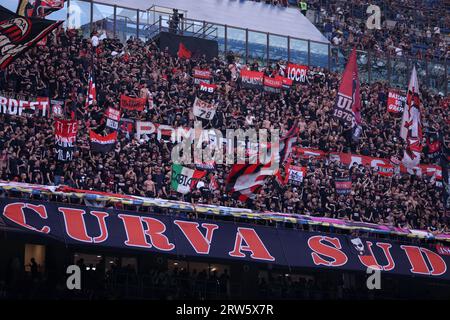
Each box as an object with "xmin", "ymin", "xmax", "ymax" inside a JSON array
[
  {"xmin": 0, "ymin": 27, "xmax": 448, "ymax": 233},
  {"xmin": 288, "ymin": 0, "xmax": 449, "ymax": 59},
  {"xmin": 307, "ymin": 0, "xmax": 448, "ymax": 59},
  {"xmin": 251, "ymin": 0, "xmax": 448, "ymax": 59}
]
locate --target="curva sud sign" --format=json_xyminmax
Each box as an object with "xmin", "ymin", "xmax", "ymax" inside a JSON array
[{"xmin": 0, "ymin": 198, "xmax": 449, "ymax": 280}]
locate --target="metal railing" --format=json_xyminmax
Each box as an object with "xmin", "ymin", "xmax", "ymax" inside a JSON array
[{"xmin": 62, "ymin": 0, "xmax": 448, "ymax": 93}]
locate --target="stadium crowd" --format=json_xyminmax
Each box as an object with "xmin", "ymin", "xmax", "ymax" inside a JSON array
[
  {"xmin": 0, "ymin": 27, "xmax": 448, "ymax": 234},
  {"xmin": 249, "ymin": 0, "xmax": 448, "ymax": 59},
  {"xmin": 306, "ymin": 0, "xmax": 448, "ymax": 59}
]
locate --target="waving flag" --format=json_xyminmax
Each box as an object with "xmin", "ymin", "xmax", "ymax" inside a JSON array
[
  {"xmin": 90, "ymin": 130, "xmax": 117, "ymax": 153},
  {"xmin": 0, "ymin": 5, "xmax": 62, "ymax": 69},
  {"xmin": 208, "ymin": 173, "xmax": 219, "ymax": 191},
  {"xmin": 226, "ymin": 122, "xmax": 299, "ymax": 201},
  {"xmin": 171, "ymin": 164, "xmax": 206, "ymax": 194},
  {"xmin": 400, "ymin": 66, "xmax": 422, "ymax": 168},
  {"xmin": 120, "ymin": 95, "xmax": 146, "ymax": 111},
  {"xmin": 177, "ymin": 42, "xmax": 192, "ymax": 59},
  {"xmin": 333, "ymin": 47, "xmax": 361, "ymax": 128},
  {"xmin": 17, "ymin": 0, "xmax": 65, "ymax": 18},
  {"xmin": 85, "ymin": 74, "xmax": 96, "ymax": 108}
]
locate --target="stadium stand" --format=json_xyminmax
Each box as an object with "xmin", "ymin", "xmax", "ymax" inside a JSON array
[
  {"xmin": 0, "ymin": 0, "xmax": 449, "ymax": 301},
  {"xmin": 0, "ymin": 30, "xmax": 448, "ymax": 231}
]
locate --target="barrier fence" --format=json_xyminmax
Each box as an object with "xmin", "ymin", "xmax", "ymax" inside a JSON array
[
  {"xmin": 1, "ymin": 181, "xmax": 449, "ymax": 243},
  {"xmin": 25, "ymin": 0, "xmax": 448, "ymax": 94}
]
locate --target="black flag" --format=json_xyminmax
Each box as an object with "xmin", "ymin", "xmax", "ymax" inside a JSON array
[
  {"xmin": 0, "ymin": 5, "xmax": 62, "ymax": 69},
  {"xmin": 17, "ymin": 0, "xmax": 65, "ymax": 18}
]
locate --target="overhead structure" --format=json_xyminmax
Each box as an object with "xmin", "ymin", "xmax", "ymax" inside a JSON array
[{"xmin": 98, "ymin": 0, "xmax": 329, "ymax": 43}]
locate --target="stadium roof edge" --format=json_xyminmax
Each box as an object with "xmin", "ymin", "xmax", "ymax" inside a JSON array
[{"xmin": 96, "ymin": 0, "xmax": 330, "ymax": 44}]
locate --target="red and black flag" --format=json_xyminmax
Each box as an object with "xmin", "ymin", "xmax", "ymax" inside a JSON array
[
  {"xmin": 199, "ymin": 82, "xmax": 217, "ymax": 94},
  {"xmin": 240, "ymin": 69, "xmax": 264, "ymax": 90},
  {"xmin": 263, "ymin": 76, "xmax": 282, "ymax": 93},
  {"xmin": 226, "ymin": 123, "xmax": 299, "ymax": 202},
  {"xmin": 17, "ymin": 0, "xmax": 65, "ymax": 18},
  {"xmin": 0, "ymin": 5, "xmax": 62, "ymax": 69},
  {"xmin": 17, "ymin": 0, "xmax": 64, "ymax": 18},
  {"xmin": 333, "ymin": 47, "xmax": 361, "ymax": 127},
  {"xmin": 279, "ymin": 123, "xmax": 299, "ymax": 164},
  {"xmin": 208, "ymin": 173, "xmax": 219, "ymax": 191},
  {"xmin": 225, "ymin": 162, "xmax": 272, "ymax": 202},
  {"xmin": 90, "ymin": 130, "xmax": 117, "ymax": 153},
  {"xmin": 120, "ymin": 94, "xmax": 146, "ymax": 111},
  {"xmin": 193, "ymin": 68, "xmax": 211, "ymax": 84},
  {"xmin": 119, "ymin": 118, "xmax": 134, "ymax": 135},
  {"xmin": 275, "ymin": 75, "xmax": 293, "ymax": 91}
]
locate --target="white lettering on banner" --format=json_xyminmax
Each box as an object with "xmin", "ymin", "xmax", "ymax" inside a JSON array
[
  {"xmin": 334, "ymin": 93, "xmax": 354, "ymax": 123},
  {"xmin": 137, "ymin": 121, "xmax": 263, "ymax": 157},
  {"xmin": 287, "ymin": 64, "xmax": 308, "ymax": 82},
  {"xmin": 328, "ymin": 152, "xmax": 442, "ymax": 180},
  {"xmin": 0, "ymin": 96, "xmax": 48, "ymax": 117},
  {"xmin": 242, "ymin": 77, "xmax": 262, "ymax": 85},
  {"xmin": 336, "ymin": 94, "xmax": 353, "ymax": 112},
  {"xmin": 106, "ymin": 108, "xmax": 121, "ymax": 121},
  {"xmin": 387, "ymin": 91, "xmax": 406, "ymax": 113},
  {"xmin": 106, "ymin": 118, "xmax": 118, "ymax": 130},
  {"xmin": 200, "ymin": 83, "xmax": 215, "ymax": 93},
  {"xmin": 137, "ymin": 121, "xmax": 192, "ymax": 143}
]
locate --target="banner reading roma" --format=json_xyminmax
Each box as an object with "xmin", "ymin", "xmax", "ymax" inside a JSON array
[
  {"xmin": 0, "ymin": 5, "xmax": 63, "ymax": 69},
  {"xmin": 120, "ymin": 95, "xmax": 146, "ymax": 111},
  {"xmin": 1, "ymin": 198, "xmax": 449, "ymax": 280},
  {"xmin": 54, "ymin": 119, "xmax": 77, "ymax": 161}
]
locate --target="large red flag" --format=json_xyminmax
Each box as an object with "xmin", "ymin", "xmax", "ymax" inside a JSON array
[
  {"xmin": 333, "ymin": 47, "xmax": 361, "ymax": 127},
  {"xmin": 177, "ymin": 42, "xmax": 192, "ymax": 59}
]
